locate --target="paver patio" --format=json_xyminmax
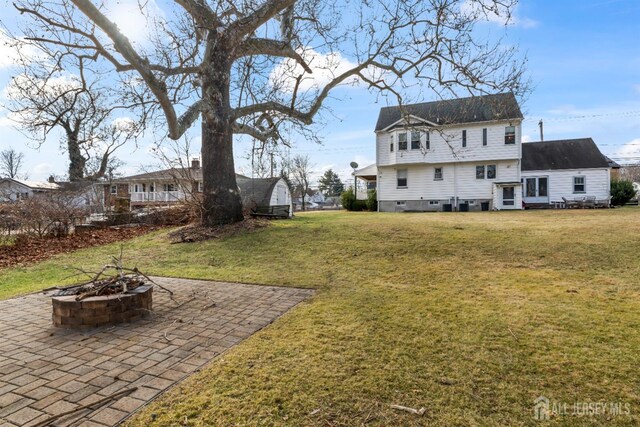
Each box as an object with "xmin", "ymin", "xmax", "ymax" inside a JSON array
[{"xmin": 0, "ymin": 278, "xmax": 314, "ymax": 426}]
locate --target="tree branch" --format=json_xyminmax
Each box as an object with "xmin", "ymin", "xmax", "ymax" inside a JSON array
[{"xmin": 235, "ymin": 38, "xmax": 311, "ymax": 73}]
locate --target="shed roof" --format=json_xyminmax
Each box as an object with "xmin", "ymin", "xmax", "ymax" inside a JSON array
[
  {"xmin": 522, "ymin": 138, "xmax": 610, "ymax": 171},
  {"xmin": 375, "ymin": 92, "xmax": 523, "ymax": 132},
  {"xmin": 237, "ymin": 177, "xmax": 281, "ymax": 207}
]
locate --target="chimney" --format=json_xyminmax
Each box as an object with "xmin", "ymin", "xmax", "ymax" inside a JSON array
[
  {"xmin": 191, "ymin": 158, "xmax": 200, "ymax": 169},
  {"xmin": 48, "ymin": 175, "xmax": 55, "ymax": 183}
]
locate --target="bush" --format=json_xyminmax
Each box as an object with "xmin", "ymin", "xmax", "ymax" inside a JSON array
[
  {"xmin": 366, "ymin": 189, "xmax": 377, "ymax": 212},
  {"xmin": 341, "ymin": 188, "xmax": 356, "ymax": 211},
  {"xmin": 611, "ymin": 179, "xmax": 636, "ymax": 206}
]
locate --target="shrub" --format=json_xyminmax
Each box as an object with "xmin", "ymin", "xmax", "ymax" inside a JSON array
[
  {"xmin": 366, "ymin": 189, "xmax": 377, "ymax": 212},
  {"xmin": 341, "ymin": 188, "xmax": 356, "ymax": 211},
  {"xmin": 611, "ymin": 179, "xmax": 636, "ymax": 206}
]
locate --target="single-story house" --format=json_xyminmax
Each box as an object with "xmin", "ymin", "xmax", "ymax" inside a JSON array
[
  {"xmin": 0, "ymin": 177, "xmax": 60, "ymax": 201},
  {"xmin": 521, "ymin": 138, "xmax": 612, "ymax": 207},
  {"xmin": 105, "ymin": 159, "xmax": 292, "ymax": 216}
]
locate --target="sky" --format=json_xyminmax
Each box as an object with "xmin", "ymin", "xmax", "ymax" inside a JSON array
[{"xmin": 0, "ymin": 0, "xmax": 638, "ymax": 186}]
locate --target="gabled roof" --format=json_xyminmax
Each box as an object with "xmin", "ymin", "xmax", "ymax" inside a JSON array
[
  {"xmin": 113, "ymin": 167, "xmax": 250, "ymax": 183},
  {"xmin": 237, "ymin": 177, "xmax": 282, "ymax": 207},
  {"xmin": 522, "ymin": 138, "xmax": 610, "ymax": 171},
  {"xmin": 0, "ymin": 178, "xmax": 60, "ymax": 191},
  {"xmin": 375, "ymin": 92, "xmax": 523, "ymax": 132}
]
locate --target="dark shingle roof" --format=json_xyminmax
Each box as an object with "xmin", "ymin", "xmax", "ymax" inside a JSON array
[
  {"xmin": 375, "ymin": 92, "xmax": 523, "ymax": 131},
  {"xmin": 522, "ymin": 138, "xmax": 610, "ymax": 171},
  {"xmin": 604, "ymin": 156, "xmax": 621, "ymax": 169},
  {"xmin": 237, "ymin": 177, "xmax": 281, "ymax": 207}
]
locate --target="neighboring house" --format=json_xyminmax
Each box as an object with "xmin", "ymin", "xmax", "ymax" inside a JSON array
[
  {"xmin": 293, "ymin": 188, "xmax": 325, "ymax": 208},
  {"xmin": 0, "ymin": 177, "xmax": 103, "ymax": 212},
  {"xmin": 0, "ymin": 177, "xmax": 60, "ymax": 201},
  {"xmin": 375, "ymin": 92, "xmax": 524, "ymax": 211},
  {"xmin": 105, "ymin": 160, "xmax": 292, "ymax": 216},
  {"xmin": 521, "ymin": 138, "xmax": 611, "ymax": 207}
]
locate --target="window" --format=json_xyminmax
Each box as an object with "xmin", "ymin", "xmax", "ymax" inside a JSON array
[
  {"xmin": 462, "ymin": 130, "xmax": 467, "ymax": 147},
  {"xmin": 198, "ymin": 181, "xmax": 203, "ymax": 192},
  {"xmin": 110, "ymin": 185, "xmax": 117, "ymax": 194},
  {"xmin": 396, "ymin": 201, "xmax": 406, "ymax": 206},
  {"xmin": 149, "ymin": 183, "xmax": 155, "ymax": 192},
  {"xmin": 476, "ymin": 165, "xmax": 485, "ymax": 179},
  {"xmin": 573, "ymin": 176, "xmax": 586, "ymax": 193},
  {"xmin": 425, "ymin": 132, "xmax": 430, "ymax": 150},
  {"xmin": 486, "ymin": 164, "xmax": 496, "ymax": 179},
  {"xmin": 398, "ymin": 132, "xmax": 408, "ymax": 150},
  {"xmin": 390, "ymin": 142, "xmax": 394, "ymax": 152},
  {"xmin": 411, "ymin": 131, "xmax": 421, "ymax": 150},
  {"xmin": 434, "ymin": 167, "xmax": 443, "ymax": 180},
  {"xmin": 132, "ymin": 184, "xmax": 145, "ymax": 193},
  {"xmin": 505, "ymin": 126, "xmax": 516, "ymax": 144},
  {"xmin": 429, "ymin": 200, "xmax": 439, "ymax": 205},
  {"xmin": 397, "ymin": 169, "xmax": 408, "ymax": 188},
  {"xmin": 483, "ymin": 128, "xmax": 488, "ymax": 146},
  {"xmin": 164, "ymin": 183, "xmax": 177, "ymax": 192}
]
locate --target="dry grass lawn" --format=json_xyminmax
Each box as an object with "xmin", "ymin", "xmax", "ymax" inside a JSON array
[{"xmin": 1, "ymin": 209, "xmax": 640, "ymax": 425}]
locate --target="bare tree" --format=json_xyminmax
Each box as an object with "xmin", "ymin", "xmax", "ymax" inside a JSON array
[
  {"xmin": 4, "ymin": 71, "xmax": 139, "ymax": 182},
  {"xmin": 9, "ymin": 0, "xmax": 528, "ymax": 225},
  {"xmin": 290, "ymin": 154, "xmax": 313, "ymax": 211},
  {"xmin": 0, "ymin": 148, "xmax": 26, "ymax": 179}
]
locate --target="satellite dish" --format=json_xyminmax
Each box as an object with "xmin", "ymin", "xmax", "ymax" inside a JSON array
[{"xmin": 350, "ymin": 161, "xmax": 359, "ymax": 169}]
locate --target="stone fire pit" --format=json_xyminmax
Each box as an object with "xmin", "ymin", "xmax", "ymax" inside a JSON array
[{"xmin": 51, "ymin": 285, "xmax": 153, "ymax": 328}]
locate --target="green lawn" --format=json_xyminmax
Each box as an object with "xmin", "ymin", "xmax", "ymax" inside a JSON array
[{"xmin": 2, "ymin": 209, "xmax": 640, "ymax": 425}]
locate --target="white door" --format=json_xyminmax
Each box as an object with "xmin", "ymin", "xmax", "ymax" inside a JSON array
[{"xmin": 277, "ymin": 185, "xmax": 287, "ymax": 205}]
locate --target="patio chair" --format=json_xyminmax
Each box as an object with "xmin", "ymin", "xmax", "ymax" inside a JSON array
[
  {"xmin": 595, "ymin": 196, "xmax": 612, "ymax": 208},
  {"xmin": 562, "ymin": 197, "xmax": 580, "ymax": 208},
  {"xmin": 584, "ymin": 196, "xmax": 596, "ymax": 208}
]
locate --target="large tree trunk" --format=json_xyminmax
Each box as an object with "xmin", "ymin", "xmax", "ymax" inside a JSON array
[
  {"xmin": 67, "ymin": 129, "xmax": 86, "ymax": 182},
  {"xmin": 200, "ymin": 40, "xmax": 243, "ymax": 226}
]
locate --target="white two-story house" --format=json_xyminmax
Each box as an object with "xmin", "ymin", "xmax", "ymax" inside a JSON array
[{"xmin": 375, "ymin": 93, "xmax": 524, "ymax": 212}]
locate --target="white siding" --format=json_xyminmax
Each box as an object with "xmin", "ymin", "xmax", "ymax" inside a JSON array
[
  {"xmin": 376, "ymin": 121, "xmax": 522, "ymax": 167},
  {"xmin": 521, "ymin": 168, "xmax": 610, "ymax": 202},
  {"xmin": 268, "ymin": 179, "xmax": 293, "ymax": 216},
  {"xmin": 378, "ymin": 159, "xmax": 520, "ymax": 202}
]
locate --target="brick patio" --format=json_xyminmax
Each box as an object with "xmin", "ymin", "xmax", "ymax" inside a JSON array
[{"xmin": 0, "ymin": 278, "xmax": 314, "ymax": 426}]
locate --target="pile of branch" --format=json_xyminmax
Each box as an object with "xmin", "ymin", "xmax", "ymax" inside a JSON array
[{"xmin": 46, "ymin": 251, "xmax": 173, "ymax": 300}]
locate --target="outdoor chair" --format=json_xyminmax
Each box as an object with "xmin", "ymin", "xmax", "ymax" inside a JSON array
[
  {"xmin": 562, "ymin": 197, "xmax": 580, "ymax": 209},
  {"xmin": 584, "ymin": 196, "xmax": 596, "ymax": 208}
]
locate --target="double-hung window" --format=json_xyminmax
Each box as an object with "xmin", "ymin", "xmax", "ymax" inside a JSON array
[
  {"xmin": 573, "ymin": 176, "xmax": 586, "ymax": 193},
  {"xmin": 486, "ymin": 165, "xmax": 496, "ymax": 179},
  {"xmin": 505, "ymin": 126, "xmax": 516, "ymax": 144},
  {"xmin": 434, "ymin": 167, "xmax": 443, "ymax": 180},
  {"xmin": 110, "ymin": 185, "xmax": 117, "ymax": 195},
  {"xmin": 398, "ymin": 132, "xmax": 408, "ymax": 151},
  {"xmin": 476, "ymin": 165, "xmax": 496, "ymax": 179},
  {"xmin": 397, "ymin": 169, "xmax": 408, "ymax": 188},
  {"xmin": 411, "ymin": 131, "xmax": 421, "ymax": 150}
]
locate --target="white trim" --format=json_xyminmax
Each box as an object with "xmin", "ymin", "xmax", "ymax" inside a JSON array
[{"xmin": 379, "ymin": 114, "xmax": 438, "ymax": 132}]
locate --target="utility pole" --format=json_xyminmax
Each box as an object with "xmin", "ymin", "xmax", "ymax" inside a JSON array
[
  {"xmin": 538, "ymin": 119, "xmax": 544, "ymax": 142},
  {"xmin": 269, "ymin": 152, "xmax": 275, "ymax": 178}
]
